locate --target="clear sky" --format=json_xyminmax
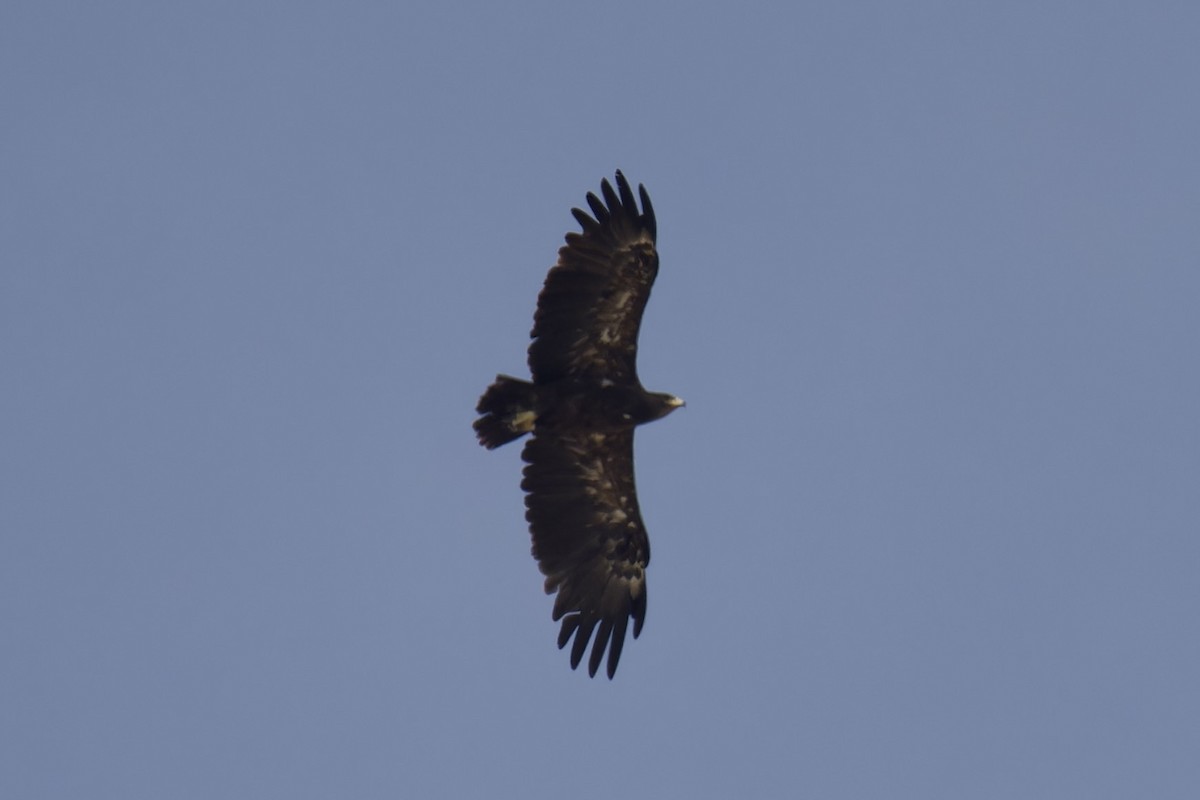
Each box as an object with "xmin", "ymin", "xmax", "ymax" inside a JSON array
[{"xmin": 3, "ymin": 2, "xmax": 1198, "ymax": 798}]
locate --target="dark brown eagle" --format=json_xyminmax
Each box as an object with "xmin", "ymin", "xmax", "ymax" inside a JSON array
[{"xmin": 474, "ymin": 171, "xmax": 683, "ymax": 679}]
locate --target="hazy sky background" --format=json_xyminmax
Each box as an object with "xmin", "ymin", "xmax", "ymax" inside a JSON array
[{"xmin": 3, "ymin": 2, "xmax": 1198, "ymax": 798}]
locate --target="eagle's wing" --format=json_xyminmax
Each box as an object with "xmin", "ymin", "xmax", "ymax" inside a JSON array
[
  {"xmin": 521, "ymin": 428, "xmax": 649, "ymax": 679},
  {"xmin": 528, "ymin": 171, "xmax": 658, "ymax": 385}
]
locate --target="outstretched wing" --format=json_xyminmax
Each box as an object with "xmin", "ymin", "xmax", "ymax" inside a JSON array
[
  {"xmin": 528, "ymin": 171, "xmax": 658, "ymax": 385},
  {"xmin": 520, "ymin": 429, "xmax": 650, "ymax": 679}
]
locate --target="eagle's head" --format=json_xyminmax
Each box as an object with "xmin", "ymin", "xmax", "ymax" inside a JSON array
[{"xmin": 644, "ymin": 392, "xmax": 685, "ymax": 422}]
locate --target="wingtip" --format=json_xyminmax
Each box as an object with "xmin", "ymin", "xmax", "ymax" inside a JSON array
[
  {"xmin": 638, "ymin": 183, "xmax": 656, "ymax": 240},
  {"xmin": 605, "ymin": 169, "xmax": 655, "ymax": 240}
]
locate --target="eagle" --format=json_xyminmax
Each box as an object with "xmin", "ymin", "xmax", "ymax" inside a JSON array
[{"xmin": 474, "ymin": 171, "xmax": 683, "ymax": 679}]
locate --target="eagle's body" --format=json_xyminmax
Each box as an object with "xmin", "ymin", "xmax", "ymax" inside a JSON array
[{"xmin": 474, "ymin": 172, "xmax": 682, "ymax": 679}]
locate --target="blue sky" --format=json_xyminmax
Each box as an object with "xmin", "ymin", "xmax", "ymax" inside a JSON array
[{"xmin": 3, "ymin": 2, "xmax": 1198, "ymax": 797}]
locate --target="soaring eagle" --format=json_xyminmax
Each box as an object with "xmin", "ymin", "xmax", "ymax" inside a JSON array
[{"xmin": 474, "ymin": 171, "xmax": 683, "ymax": 679}]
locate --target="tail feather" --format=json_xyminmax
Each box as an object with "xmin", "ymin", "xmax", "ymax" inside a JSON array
[{"xmin": 474, "ymin": 375, "xmax": 537, "ymax": 449}]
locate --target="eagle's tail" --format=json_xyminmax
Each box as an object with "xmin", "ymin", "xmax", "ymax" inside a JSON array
[{"xmin": 474, "ymin": 374, "xmax": 537, "ymax": 449}]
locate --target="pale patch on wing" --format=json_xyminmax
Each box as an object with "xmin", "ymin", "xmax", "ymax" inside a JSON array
[
  {"xmin": 594, "ymin": 291, "xmax": 634, "ymax": 346},
  {"xmin": 604, "ymin": 508, "xmax": 628, "ymax": 526}
]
